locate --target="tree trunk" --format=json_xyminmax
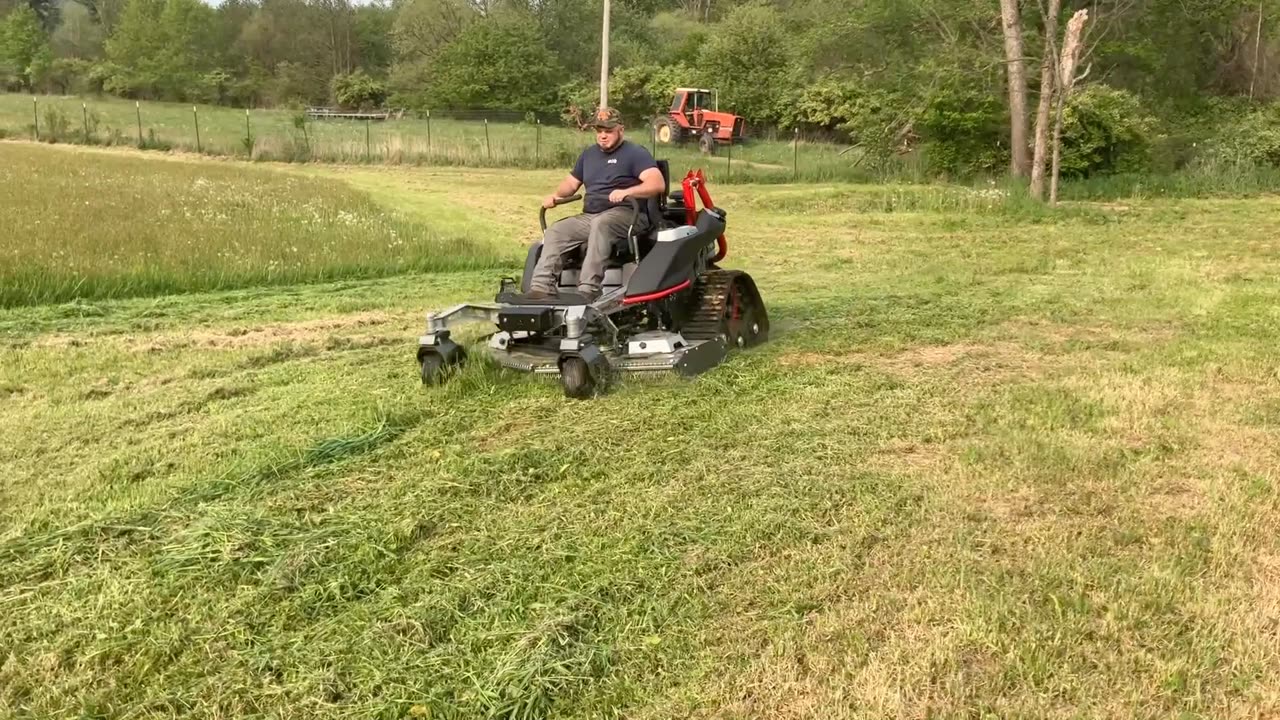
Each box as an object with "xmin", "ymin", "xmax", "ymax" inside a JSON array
[
  {"xmin": 1050, "ymin": 9, "xmax": 1090, "ymax": 205},
  {"xmin": 1000, "ymin": 0, "xmax": 1031, "ymax": 177},
  {"xmin": 1030, "ymin": 0, "xmax": 1061, "ymax": 200}
]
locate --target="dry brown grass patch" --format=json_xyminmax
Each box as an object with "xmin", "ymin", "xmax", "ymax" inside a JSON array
[
  {"xmin": 778, "ymin": 341, "xmax": 1047, "ymax": 386},
  {"xmin": 32, "ymin": 310, "xmax": 407, "ymax": 353}
]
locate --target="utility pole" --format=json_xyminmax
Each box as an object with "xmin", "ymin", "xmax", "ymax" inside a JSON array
[{"xmin": 599, "ymin": 0, "xmax": 611, "ymax": 108}]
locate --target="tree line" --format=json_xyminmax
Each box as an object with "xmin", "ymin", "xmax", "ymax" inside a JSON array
[{"xmin": 5, "ymin": 0, "xmax": 1280, "ymax": 182}]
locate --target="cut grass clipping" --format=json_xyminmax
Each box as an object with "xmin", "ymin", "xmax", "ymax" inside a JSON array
[{"xmin": 0, "ymin": 143, "xmax": 507, "ymax": 307}]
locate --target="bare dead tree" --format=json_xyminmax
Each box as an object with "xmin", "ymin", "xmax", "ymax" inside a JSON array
[
  {"xmin": 1000, "ymin": 0, "xmax": 1031, "ymax": 177},
  {"xmin": 1050, "ymin": 9, "xmax": 1091, "ymax": 205},
  {"xmin": 1251, "ymin": 0, "xmax": 1264, "ymax": 100},
  {"xmin": 1030, "ymin": 0, "xmax": 1062, "ymax": 200}
]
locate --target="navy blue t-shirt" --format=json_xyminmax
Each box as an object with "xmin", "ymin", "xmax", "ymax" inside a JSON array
[{"xmin": 571, "ymin": 140, "xmax": 659, "ymax": 214}]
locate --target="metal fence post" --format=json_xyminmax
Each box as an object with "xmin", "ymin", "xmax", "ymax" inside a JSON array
[
  {"xmin": 244, "ymin": 108, "xmax": 252, "ymax": 155},
  {"xmin": 137, "ymin": 101, "xmax": 144, "ymax": 146},
  {"xmin": 536, "ymin": 119, "xmax": 541, "ymax": 166},
  {"xmin": 727, "ymin": 137, "xmax": 732, "ymax": 180},
  {"xmin": 82, "ymin": 102, "xmax": 88, "ymax": 142},
  {"xmin": 484, "ymin": 118, "xmax": 491, "ymax": 161},
  {"xmin": 793, "ymin": 127, "xmax": 800, "ymax": 180},
  {"xmin": 365, "ymin": 118, "xmax": 371, "ymax": 160},
  {"xmin": 426, "ymin": 109, "xmax": 431, "ymax": 158},
  {"xmin": 193, "ymin": 106, "xmax": 201, "ymax": 153},
  {"xmin": 32, "ymin": 97, "xmax": 38, "ymax": 141}
]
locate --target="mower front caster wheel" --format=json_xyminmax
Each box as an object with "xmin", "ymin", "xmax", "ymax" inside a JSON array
[
  {"xmin": 560, "ymin": 357, "xmax": 596, "ymax": 399},
  {"xmin": 420, "ymin": 348, "xmax": 465, "ymax": 385}
]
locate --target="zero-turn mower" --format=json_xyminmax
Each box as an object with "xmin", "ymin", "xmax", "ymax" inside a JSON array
[{"xmin": 416, "ymin": 161, "xmax": 768, "ymax": 398}]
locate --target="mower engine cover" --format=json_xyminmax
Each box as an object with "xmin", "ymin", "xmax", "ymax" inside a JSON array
[{"xmin": 625, "ymin": 208, "xmax": 726, "ymax": 300}]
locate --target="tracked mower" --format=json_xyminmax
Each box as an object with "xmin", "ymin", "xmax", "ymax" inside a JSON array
[{"xmin": 416, "ymin": 162, "xmax": 769, "ymax": 398}]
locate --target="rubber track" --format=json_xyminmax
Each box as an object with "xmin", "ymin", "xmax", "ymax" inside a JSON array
[{"xmin": 680, "ymin": 270, "xmax": 742, "ymax": 341}]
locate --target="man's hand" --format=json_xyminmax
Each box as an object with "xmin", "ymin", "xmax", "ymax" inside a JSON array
[
  {"xmin": 543, "ymin": 195, "xmax": 562, "ymax": 209},
  {"xmin": 608, "ymin": 188, "xmax": 630, "ymax": 204}
]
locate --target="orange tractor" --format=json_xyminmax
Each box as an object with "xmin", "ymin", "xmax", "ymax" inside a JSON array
[{"xmin": 652, "ymin": 88, "xmax": 745, "ymax": 154}]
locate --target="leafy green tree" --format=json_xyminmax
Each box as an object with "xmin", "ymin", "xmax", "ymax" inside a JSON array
[
  {"xmin": 101, "ymin": 0, "xmax": 216, "ymax": 99},
  {"xmin": 0, "ymin": 5, "xmax": 50, "ymax": 90},
  {"xmin": 695, "ymin": 2, "xmax": 798, "ymax": 125},
  {"xmin": 51, "ymin": 1, "xmax": 104, "ymax": 59},
  {"xmin": 422, "ymin": 16, "xmax": 561, "ymax": 112},
  {"xmin": 353, "ymin": 3, "xmax": 394, "ymax": 71}
]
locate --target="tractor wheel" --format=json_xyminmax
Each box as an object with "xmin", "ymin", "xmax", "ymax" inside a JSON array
[
  {"xmin": 699, "ymin": 133, "xmax": 716, "ymax": 155},
  {"xmin": 653, "ymin": 116, "xmax": 680, "ymax": 145}
]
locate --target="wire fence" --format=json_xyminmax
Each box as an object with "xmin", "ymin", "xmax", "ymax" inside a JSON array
[{"xmin": 1, "ymin": 95, "xmax": 904, "ymax": 184}]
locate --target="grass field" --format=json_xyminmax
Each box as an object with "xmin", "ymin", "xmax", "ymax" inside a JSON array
[
  {"xmin": 0, "ymin": 143, "xmax": 507, "ymax": 307},
  {"xmin": 3, "ymin": 142, "xmax": 1280, "ymax": 718},
  {"xmin": 0, "ymin": 93, "xmax": 877, "ymax": 183}
]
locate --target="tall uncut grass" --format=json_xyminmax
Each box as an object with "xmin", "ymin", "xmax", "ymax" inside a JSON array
[{"xmin": 0, "ymin": 144, "xmax": 507, "ymax": 307}]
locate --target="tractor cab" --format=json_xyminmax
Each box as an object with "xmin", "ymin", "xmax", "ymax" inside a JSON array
[{"xmin": 671, "ymin": 88, "xmax": 716, "ymax": 122}]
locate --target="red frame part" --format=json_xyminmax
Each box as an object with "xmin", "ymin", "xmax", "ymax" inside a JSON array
[
  {"xmin": 680, "ymin": 169, "xmax": 728, "ymax": 263},
  {"xmin": 621, "ymin": 278, "xmax": 692, "ymax": 306},
  {"xmin": 619, "ymin": 169, "xmax": 728, "ymax": 306}
]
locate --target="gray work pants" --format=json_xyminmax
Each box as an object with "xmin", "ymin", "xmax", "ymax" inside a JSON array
[{"xmin": 530, "ymin": 205, "xmax": 646, "ymax": 294}]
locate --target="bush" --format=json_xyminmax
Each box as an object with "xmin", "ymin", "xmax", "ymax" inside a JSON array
[
  {"xmin": 47, "ymin": 57, "xmax": 94, "ymax": 95},
  {"xmin": 1058, "ymin": 85, "xmax": 1158, "ymax": 177},
  {"xmin": 40, "ymin": 105, "xmax": 70, "ymax": 141},
  {"xmin": 919, "ymin": 86, "xmax": 1008, "ymax": 177},
  {"xmin": 1200, "ymin": 102, "xmax": 1280, "ymax": 167},
  {"xmin": 331, "ymin": 69, "xmax": 388, "ymax": 110}
]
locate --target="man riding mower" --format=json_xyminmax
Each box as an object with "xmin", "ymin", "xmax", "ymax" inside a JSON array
[{"xmin": 417, "ymin": 107, "xmax": 769, "ymax": 398}]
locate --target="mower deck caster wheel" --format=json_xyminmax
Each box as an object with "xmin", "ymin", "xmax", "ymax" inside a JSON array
[
  {"xmin": 420, "ymin": 348, "xmax": 465, "ymax": 385},
  {"xmin": 560, "ymin": 357, "xmax": 596, "ymax": 399}
]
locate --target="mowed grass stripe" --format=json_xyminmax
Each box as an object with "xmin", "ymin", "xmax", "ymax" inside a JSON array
[{"xmin": 0, "ymin": 143, "xmax": 510, "ymax": 308}]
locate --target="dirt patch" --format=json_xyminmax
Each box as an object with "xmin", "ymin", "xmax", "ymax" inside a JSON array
[
  {"xmin": 470, "ymin": 409, "xmax": 548, "ymax": 453},
  {"xmin": 779, "ymin": 341, "xmax": 1046, "ymax": 384},
  {"xmin": 995, "ymin": 317, "xmax": 1180, "ymax": 350},
  {"xmin": 866, "ymin": 439, "xmax": 950, "ymax": 476}
]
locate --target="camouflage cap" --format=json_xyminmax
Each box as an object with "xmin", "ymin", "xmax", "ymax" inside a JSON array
[{"xmin": 592, "ymin": 107, "xmax": 624, "ymax": 129}]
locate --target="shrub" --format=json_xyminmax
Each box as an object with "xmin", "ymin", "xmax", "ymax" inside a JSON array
[
  {"xmin": 919, "ymin": 86, "xmax": 1008, "ymax": 177},
  {"xmin": 41, "ymin": 105, "xmax": 70, "ymax": 142},
  {"xmin": 47, "ymin": 57, "xmax": 94, "ymax": 94},
  {"xmin": 331, "ymin": 69, "xmax": 388, "ymax": 110},
  {"xmin": 1058, "ymin": 85, "xmax": 1158, "ymax": 177},
  {"xmin": 1200, "ymin": 102, "xmax": 1280, "ymax": 167}
]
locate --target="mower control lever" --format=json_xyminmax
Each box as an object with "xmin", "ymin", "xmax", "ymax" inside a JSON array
[{"xmin": 540, "ymin": 194, "xmax": 583, "ymax": 231}]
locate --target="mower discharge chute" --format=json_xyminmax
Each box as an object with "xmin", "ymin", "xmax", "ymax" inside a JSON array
[{"xmin": 416, "ymin": 162, "xmax": 768, "ymax": 398}]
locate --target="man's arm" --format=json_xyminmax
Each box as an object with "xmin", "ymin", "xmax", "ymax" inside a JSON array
[
  {"xmin": 608, "ymin": 167, "xmax": 664, "ymax": 204},
  {"xmin": 544, "ymin": 173, "xmax": 583, "ymax": 209}
]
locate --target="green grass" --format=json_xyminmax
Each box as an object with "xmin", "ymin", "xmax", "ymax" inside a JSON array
[
  {"xmin": 0, "ymin": 143, "xmax": 508, "ymax": 307},
  {"xmin": 3, "ymin": 145, "xmax": 1280, "ymax": 718},
  {"xmin": 1, "ymin": 93, "xmax": 885, "ymax": 182}
]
